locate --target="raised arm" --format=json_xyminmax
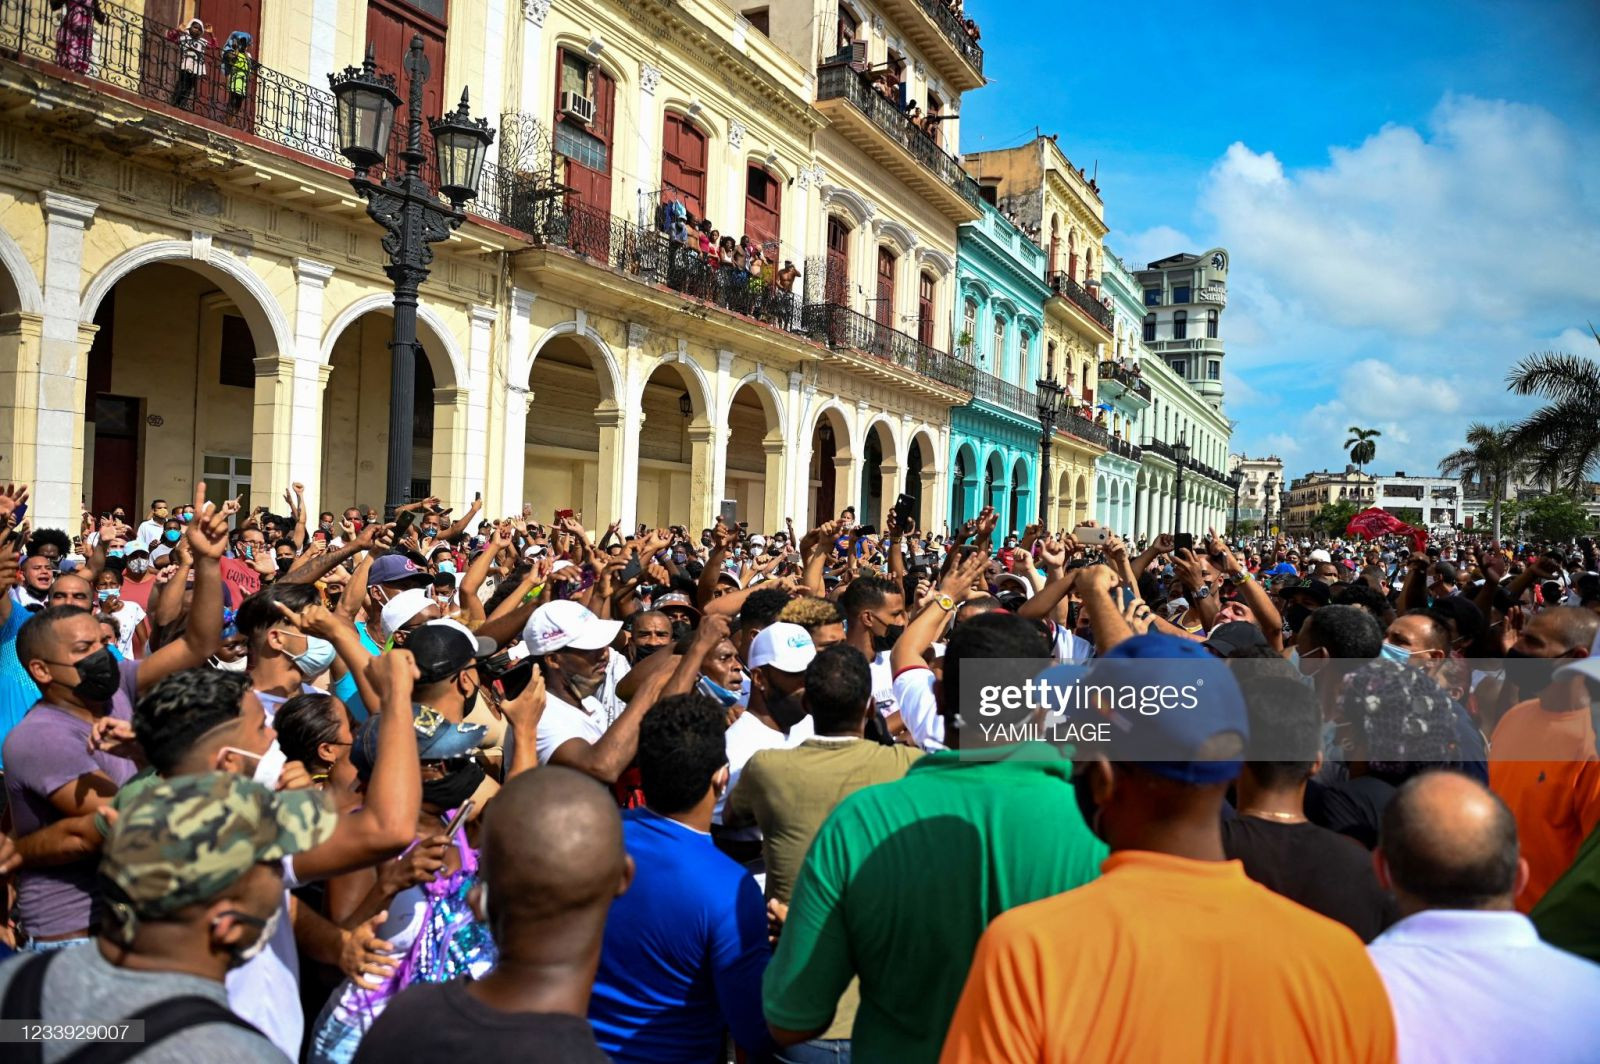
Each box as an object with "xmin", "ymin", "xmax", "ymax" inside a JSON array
[{"xmin": 137, "ymin": 483, "xmax": 229, "ymax": 692}]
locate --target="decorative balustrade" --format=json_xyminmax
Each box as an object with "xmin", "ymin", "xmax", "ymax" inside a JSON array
[
  {"xmin": 802, "ymin": 302, "xmax": 976, "ymax": 392},
  {"xmin": 1047, "ymin": 271, "xmax": 1115, "ymax": 332},
  {"xmin": 914, "ymin": 0, "xmax": 984, "ymax": 75}
]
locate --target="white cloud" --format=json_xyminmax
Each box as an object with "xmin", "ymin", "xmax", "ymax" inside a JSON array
[
  {"xmin": 1111, "ymin": 225, "xmax": 1196, "ymax": 272},
  {"xmin": 1194, "ymin": 95, "xmax": 1599, "ymax": 477}
]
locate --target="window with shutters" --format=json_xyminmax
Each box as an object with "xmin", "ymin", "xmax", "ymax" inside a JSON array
[
  {"xmin": 1173, "ymin": 310, "xmax": 1188, "ymax": 340},
  {"xmin": 875, "ymin": 246, "xmax": 896, "ymax": 329},
  {"xmin": 826, "ymin": 216, "xmax": 850, "ymax": 304},
  {"xmin": 992, "ymin": 316, "xmax": 1005, "ymax": 370},
  {"xmin": 744, "ymin": 165, "xmax": 782, "ymax": 254},
  {"xmin": 661, "ymin": 113, "xmax": 707, "ymax": 219},
  {"xmin": 555, "ymin": 50, "xmax": 615, "ymax": 219},
  {"xmin": 917, "ymin": 272, "xmax": 936, "ymax": 347}
]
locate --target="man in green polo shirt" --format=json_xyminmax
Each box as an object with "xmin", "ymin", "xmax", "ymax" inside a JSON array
[{"xmin": 763, "ymin": 611, "xmax": 1107, "ymax": 1063}]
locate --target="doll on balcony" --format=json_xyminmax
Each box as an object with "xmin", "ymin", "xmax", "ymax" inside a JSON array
[{"xmin": 50, "ymin": 0, "xmax": 108, "ymax": 75}]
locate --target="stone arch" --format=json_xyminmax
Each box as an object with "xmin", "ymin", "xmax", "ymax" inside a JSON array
[
  {"xmin": 635, "ymin": 347, "xmax": 713, "ymax": 421},
  {"xmin": 523, "ymin": 318, "xmax": 623, "ymax": 402},
  {"xmin": 820, "ymin": 185, "xmax": 874, "ymax": 230},
  {"xmin": 725, "ymin": 375, "xmax": 786, "ymax": 533},
  {"xmin": 722, "ymin": 368, "xmax": 786, "ymax": 443},
  {"xmin": 319, "ymin": 291, "xmax": 466, "ymax": 388},
  {"xmin": 80, "ymin": 240, "xmax": 292, "ymax": 358},
  {"xmin": 873, "ymin": 218, "xmax": 917, "ymax": 257},
  {"xmin": 633, "ymin": 352, "xmax": 716, "ymax": 529},
  {"xmin": 0, "ymin": 222, "xmax": 42, "ymax": 315},
  {"xmin": 807, "ymin": 401, "xmax": 855, "ymax": 525},
  {"xmin": 860, "ymin": 415, "xmax": 900, "ymax": 527},
  {"xmin": 914, "ymin": 246, "xmax": 954, "ymax": 280},
  {"xmin": 1008, "ymin": 451, "xmax": 1033, "ymax": 536}
]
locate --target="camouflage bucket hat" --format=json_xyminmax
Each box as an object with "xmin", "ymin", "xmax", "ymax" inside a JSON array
[{"xmin": 101, "ymin": 772, "xmax": 336, "ymax": 925}]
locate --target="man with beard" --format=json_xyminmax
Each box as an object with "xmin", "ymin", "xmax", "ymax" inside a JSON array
[{"xmin": 526, "ymin": 599, "xmax": 643, "ymax": 785}]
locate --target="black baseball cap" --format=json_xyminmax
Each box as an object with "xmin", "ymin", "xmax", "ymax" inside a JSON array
[{"xmin": 407, "ymin": 619, "xmax": 497, "ymax": 685}]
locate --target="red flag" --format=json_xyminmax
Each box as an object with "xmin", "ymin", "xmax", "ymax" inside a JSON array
[{"xmin": 1345, "ymin": 507, "xmax": 1427, "ymax": 551}]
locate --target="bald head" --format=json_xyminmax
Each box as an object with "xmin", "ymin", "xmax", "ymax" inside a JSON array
[
  {"xmin": 1532, "ymin": 606, "xmax": 1599, "ymax": 655},
  {"xmin": 1379, "ymin": 771, "xmax": 1521, "ymax": 912},
  {"xmin": 481, "ymin": 765, "xmax": 629, "ymax": 928}
]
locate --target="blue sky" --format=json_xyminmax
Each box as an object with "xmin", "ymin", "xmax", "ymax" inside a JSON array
[{"xmin": 961, "ymin": 0, "xmax": 1600, "ymax": 478}]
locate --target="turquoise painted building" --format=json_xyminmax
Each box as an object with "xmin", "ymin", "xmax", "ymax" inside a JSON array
[{"xmin": 950, "ymin": 201, "xmax": 1052, "ymax": 540}]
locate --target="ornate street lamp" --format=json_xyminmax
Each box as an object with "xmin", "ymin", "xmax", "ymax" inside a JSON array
[
  {"xmin": 330, "ymin": 39, "xmax": 494, "ymax": 518},
  {"xmin": 1228, "ymin": 467, "xmax": 1243, "ymax": 539},
  {"xmin": 1173, "ymin": 433, "xmax": 1191, "ymax": 536},
  {"xmin": 1264, "ymin": 472, "xmax": 1278, "ymax": 533},
  {"xmin": 1035, "ymin": 376, "xmax": 1065, "ymax": 527}
]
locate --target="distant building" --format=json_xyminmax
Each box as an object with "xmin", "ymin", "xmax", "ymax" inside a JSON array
[
  {"xmin": 1283, "ymin": 467, "xmax": 1376, "ymax": 535},
  {"xmin": 1228, "ymin": 454, "xmax": 1285, "ymax": 532},
  {"xmin": 1135, "ymin": 249, "xmax": 1229, "ymax": 411},
  {"xmin": 1373, "ymin": 474, "xmax": 1463, "ymax": 532}
]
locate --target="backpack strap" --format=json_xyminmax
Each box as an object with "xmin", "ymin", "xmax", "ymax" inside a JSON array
[
  {"xmin": 59, "ymin": 995, "xmax": 261, "ymax": 1064},
  {"xmin": 0, "ymin": 952, "xmax": 56, "ymax": 1064}
]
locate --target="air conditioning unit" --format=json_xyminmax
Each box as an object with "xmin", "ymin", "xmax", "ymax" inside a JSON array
[{"xmin": 560, "ymin": 91, "xmax": 595, "ymax": 125}]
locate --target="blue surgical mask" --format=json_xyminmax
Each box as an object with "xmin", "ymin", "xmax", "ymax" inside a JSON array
[
  {"xmin": 697, "ymin": 675, "xmax": 740, "ymax": 709},
  {"xmin": 107, "ymin": 549, "xmax": 123, "ymax": 559},
  {"xmin": 285, "ymin": 632, "xmax": 337, "ymax": 677},
  {"xmin": 163, "ymin": 529, "xmax": 182, "ymax": 544},
  {"xmin": 437, "ymin": 560, "xmax": 457, "ymax": 575},
  {"xmin": 96, "ymin": 588, "xmax": 115, "ymax": 602},
  {"xmin": 1379, "ymin": 641, "xmax": 1413, "ymax": 665},
  {"xmin": 107, "ymin": 645, "xmax": 124, "ymax": 663}
]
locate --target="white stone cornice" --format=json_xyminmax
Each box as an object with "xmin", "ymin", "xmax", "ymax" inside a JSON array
[{"xmin": 40, "ymin": 191, "xmax": 96, "ymax": 228}]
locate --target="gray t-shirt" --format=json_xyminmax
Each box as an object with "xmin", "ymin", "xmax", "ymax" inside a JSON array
[
  {"xmin": 0, "ymin": 941, "xmax": 287, "ymax": 1063},
  {"xmin": 0, "ymin": 658, "xmax": 142, "ymax": 938}
]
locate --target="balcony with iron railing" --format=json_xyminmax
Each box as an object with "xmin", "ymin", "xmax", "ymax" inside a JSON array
[
  {"xmin": 1097, "ymin": 360, "xmax": 1152, "ymax": 402},
  {"xmin": 965, "ymin": 364, "xmax": 1036, "ymax": 420},
  {"xmin": 1047, "ymin": 271, "xmax": 1114, "ymax": 334},
  {"xmin": 1143, "ymin": 437, "xmax": 1176, "ymax": 462},
  {"xmin": 907, "ymin": 0, "xmax": 984, "ymax": 84},
  {"xmin": 813, "ymin": 62, "xmax": 982, "ymax": 221},
  {"xmin": 1058, "ymin": 410, "xmax": 1109, "ymax": 450},
  {"xmin": 0, "ymin": 0, "xmax": 534, "ymax": 234},
  {"xmin": 802, "ymin": 302, "xmax": 975, "ymax": 393}
]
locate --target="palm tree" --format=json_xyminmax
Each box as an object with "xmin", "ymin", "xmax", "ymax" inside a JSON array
[
  {"xmin": 1438, "ymin": 422, "xmax": 1526, "ymax": 542},
  {"xmin": 1345, "ymin": 426, "xmax": 1381, "ymax": 471},
  {"xmin": 1506, "ymin": 325, "xmax": 1600, "ymax": 491}
]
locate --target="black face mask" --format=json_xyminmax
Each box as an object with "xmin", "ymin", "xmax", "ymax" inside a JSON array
[
  {"xmin": 633, "ymin": 642, "xmax": 666, "ymax": 662},
  {"xmin": 461, "ymin": 683, "xmax": 480, "ymax": 720},
  {"xmin": 421, "ymin": 760, "xmax": 485, "ymax": 810},
  {"xmin": 1502, "ymin": 647, "xmax": 1557, "ymax": 695},
  {"xmin": 871, "ymin": 623, "xmax": 905, "ymax": 655},
  {"xmin": 59, "ymin": 647, "xmax": 122, "ymax": 703},
  {"xmin": 1285, "ymin": 604, "xmax": 1312, "ymax": 635},
  {"xmin": 277, "ymin": 557, "xmax": 293, "ymax": 575},
  {"xmin": 670, "ymin": 619, "xmax": 692, "ymax": 643}
]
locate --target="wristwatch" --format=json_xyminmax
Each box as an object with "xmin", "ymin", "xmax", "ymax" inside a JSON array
[
  {"xmin": 934, "ymin": 593, "xmax": 957, "ymax": 612},
  {"xmin": 1191, "ymin": 584, "xmax": 1213, "ymax": 600}
]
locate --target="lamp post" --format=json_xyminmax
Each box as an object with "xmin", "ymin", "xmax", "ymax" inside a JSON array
[
  {"xmin": 1228, "ymin": 468, "xmax": 1243, "ymax": 540},
  {"xmin": 1035, "ymin": 376, "xmax": 1065, "ymax": 529},
  {"xmin": 1172, "ymin": 433, "xmax": 1190, "ymax": 535},
  {"xmin": 1264, "ymin": 472, "xmax": 1278, "ymax": 534},
  {"xmin": 329, "ymin": 38, "xmax": 494, "ymax": 518}
]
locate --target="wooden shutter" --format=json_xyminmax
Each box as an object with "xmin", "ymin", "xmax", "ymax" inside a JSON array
[
  {"xmin": 744, "ymin": 165, "xmax": 782, "ymax": 253},
  {"xmin": 917, "ymin": 272, "xmax": 935, "ymax": 346},
  {"xmin": 875, "ymin": 248, "xmax": 895, "ymax": 329},
  {"xmin": 826, "ymin": 217, "xmax": 850, "ymax": 304},
  {"xmin": 661, "ymin": 114, "xmax": 706, "ymax": 219}
]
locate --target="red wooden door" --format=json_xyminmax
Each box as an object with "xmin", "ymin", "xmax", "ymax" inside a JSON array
[
  {"xmin": 555, "ymin": 50, "xmax": 614, "ymax": 259},
  {"xmin": 875, "ymin": 248, "xmax": 895, "ymax": 328},
  {"xmin": 917, "ymin": 272, "xmax": 935, "ymax": 346},
  {"xmin": 368, "ymin": 0, "xmax": 446, "ymax": 178},
  {"xmin": 661, "ymin": 113, "xmax": 706, "ymax": 219},
  {"xmin": 743, "ymin": 165, "xmax": 781, "ymax": 257},
  {"xmin": 825, "ymin": 217, "xmax": 850, "ymax": 305},
  {"xmin": 92, "ymin": 397, "xmax": 141, "ymax": 517}
]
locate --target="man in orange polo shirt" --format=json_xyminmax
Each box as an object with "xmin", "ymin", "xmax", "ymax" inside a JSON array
[
  {"xmin": 1489, "ymin": 608, "xmax": 1600, "ymax": 912},
  {"xmin": 941, "ymin": 634, "xmax": 1396, "ymax": 1064}
]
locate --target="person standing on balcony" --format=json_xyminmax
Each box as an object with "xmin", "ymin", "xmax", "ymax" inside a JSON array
[
  {"xmin": 167, "ymin": 18, "xmax": 215, "ymax": 110},
  {"xmin": 222, "ymin": 31, "xmax": 253, "ymax": 116},
  {"xmin": 50, "ymin": 0, "xmax": 108, "ymax": 75}
]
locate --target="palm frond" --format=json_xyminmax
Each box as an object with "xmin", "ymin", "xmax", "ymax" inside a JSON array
[{"xmin": 1506, "ymin": 351, "xmax": 1600, "ymax": 401}]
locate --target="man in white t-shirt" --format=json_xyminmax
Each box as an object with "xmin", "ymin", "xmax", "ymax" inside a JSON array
[
  {"xmin": 714, "ymin": 622, "xmax": 815, "ymax": 863},
  {"xmin": 523, "ymin": 599, "xmax": 641, "ymax": 785}
]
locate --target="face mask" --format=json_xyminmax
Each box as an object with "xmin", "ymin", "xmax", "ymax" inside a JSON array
[
  {"xmin": 285, "ymin": 633, "xmax": 337, "ymax": 677},
  {"xmin": 179, "ymin": 512, "xmax": 193, "ymax": 523},
  {"xmin": 107, "ymin": 646, "xmax": 124, "ymax": 663},
  {"xmin": 96, "ymin": 588, "xmax": 115, "ymax": 603},
  {"xmin": 210, "ymin": 654, "xmax": 250, "ymax": 673},
  {"xmin": 107, "ymin": 549, "xmax": 123, "ymax": 559},
  {"xmin": 422, "ymin": 760, "xmax": 486, "ymax": 810},
  {"xmin": 437, "ymin": 560, "xmax": 457, "ymax": 575},
  {"xmin": 126, "ymin": 559, "xmax": 150, "ymax": 576},
  {"xmin": 221, "ymin": 740, "xmax": 287, "ymax": 788},
  {"xmin": 319, "ymin": 522, "xmax": 333, "ymax": 533},
  {"xmin": 163, "ymin": 529, "xmax": 182, "ymax": 545},
  {"xmin": 462, "ymin": 681, "xmax": 480, "ymax": 720},
  {"xmin": 217, "ymin": 903, "xmax": 281, "ymax": 965},
  {"xmin": 54, "ymin": 647, "xmax": 122, "ymax": 702},
  {"xmin": 870, "ymin": 623, "xmax": 905, "ymax": 655},
  {"xmin": 277, "ymin": 557, "xmax": 293, "ymax": 576},
  {"xmin": 632, "ymin": 641, "xmax": 666, "ymax": 663},
  {"xmin": 670, "ymin": 619, "xmax": 692, "ymax": 643},
  {"xmin": 698, "ymin": 675, "xmax": 740, "ymax": 709},
  {"xmin": 421, "ymin": 528, "xmax": 437, "ymax": 541},
  {"xmin": 1379, "ymin": 642, "xmax": 1414, "ymax": 666}
]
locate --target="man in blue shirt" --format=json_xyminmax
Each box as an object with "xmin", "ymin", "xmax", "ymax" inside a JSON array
[{"xmin": 589, "ymin": 692, "xmax": 775, "ymax": 1063}]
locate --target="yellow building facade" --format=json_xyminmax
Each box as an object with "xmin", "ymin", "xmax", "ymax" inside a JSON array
[{"xmin": 0, "ymin": 0, "xmax": 987, "ymax": 535}]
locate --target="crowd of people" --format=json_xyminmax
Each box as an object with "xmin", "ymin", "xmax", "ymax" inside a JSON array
[{"xmin": 0, "ymin": 477, "xmax": 1597, "ymax": 1062}]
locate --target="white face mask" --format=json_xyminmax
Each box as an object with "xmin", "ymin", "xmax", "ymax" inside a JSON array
[
  {"xmin": 221, "ymin": 740, "xmax": 287, "ymax": 788},
  {"xmin": 210, "ymin": 655, "xmax": 249, "ymax": 673},
  {"xmin": 229, "ymin": 902, "xmax": 282, "ymax": 963}
]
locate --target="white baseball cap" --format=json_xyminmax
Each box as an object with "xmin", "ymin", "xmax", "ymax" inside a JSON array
[
  {"xmin": 1307, "ymin": 549, "xmax": 1332, "ymax": 563},
  {"xmin": 522, "ymin": 599, "xmax": 622, "ymax": 655},
  {"xmin": 380, "ymin": 587, "xmax": 435, "ymax": 638},
  {"xmin": 747, "ymin": 622, "xmax": 816, "ymax": 673}
]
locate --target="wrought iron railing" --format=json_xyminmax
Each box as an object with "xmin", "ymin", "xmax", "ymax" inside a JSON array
[
  {"xmin": 1097, "ymin": 360, "xmax": 1152, "ymax": 401},
  {"xmin": 914, "ymin": 0, "xmax": 984, "ymax": 75},
  {"xmin": 529, "ymin": 199, "xmax": 806, "ymax": 329},
  {"xmin": 1143, "ymin": 437, "xmax": 1175, "ymax": 461},
  {"xmin": 802, "ymin": 302, "xmax": 975, "ymax": 392},
  {"xmin": 1048, "ymin": 271, "xmax": 1115, "ymax": 333},
  {"xmin": 0, "ymin": 0, "xmax": 531, "ymax": 231},
  {"xmin": 815, "ymin": 63, "xmax": 981, "ymax": 208},
  {"xmin": 1060, "ymin": 411, "xmax": 1109, "ymax": 449},
  {"xmin": 968, "ymin": 367, "xmax": 1035, "ymax": 419}
]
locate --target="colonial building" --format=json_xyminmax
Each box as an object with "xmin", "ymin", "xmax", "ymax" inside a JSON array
[
  {"xmin": 0, "ymin": 0, "xmax": 992, "ymax": 534},
  {"xmin": 1373, "ymin": 474, "xmax": 1462, "ymax": 533},
  {"xmin": 964, "ymin": 134, "xmax": 1111, "ymax": 531},
  {"xmin": 949, "ymin": 198, "xmax": 1048, "ymax": 539},
  {"xmin": 1137, "ymin": 248, "xmax": 1228, "ymax": 410},
  {"xmin": 1101, "ymin": 248, "xmax": 1230, "ymax": 540},
  {"xmin": 1283, "ymin": 467, "xmax": 1376, "ymax": 535},
  {"xmin": 1228, "ymin": 454, "xmax": 1285, "ymax": 534}
]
